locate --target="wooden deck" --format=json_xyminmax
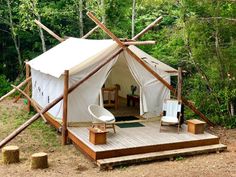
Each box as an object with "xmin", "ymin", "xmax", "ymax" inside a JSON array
[
  {"xmin": 41, "ymin": 112, "xmax": 226, "ymax": 168},
  {"xmin": 67, "ymin": 121, "xmax": 220, "ymax": 161}
]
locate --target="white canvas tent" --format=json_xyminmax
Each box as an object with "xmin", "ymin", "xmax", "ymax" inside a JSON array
[{"xmin": 28, "ymin": 37, "xmax": 177, "ymax": 123}]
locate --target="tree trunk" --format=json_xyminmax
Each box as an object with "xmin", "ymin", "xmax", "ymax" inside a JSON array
[
  {"xmin": 131, "ymin": 0, "xmax": 136, "ymax": 38},
  {"xmin": 37, "ymin": 16, "xmax": 46, "ymax": 52},
  {"xmin": 79, "ymin": 0, "xmax": 84, "ymax": 37},
  {"xmin": 6, "ymin": 0, "xmax": 22, "ymax": 70},
  {"xmin": 230, "ymin": 101, "xmax": 235, "ymax": 116},
  {"xmin": 101, "ymin": 0, "xmax": 106, "ymax": 25}
]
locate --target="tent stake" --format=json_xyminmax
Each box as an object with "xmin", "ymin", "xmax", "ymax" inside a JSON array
[
  {"xmin": 86, "ymin": 11, "xmax": 214, "ymax": 126},
  {"xmin": 62, "ymin": 70, "xmax": 69, "ymax": 145}
]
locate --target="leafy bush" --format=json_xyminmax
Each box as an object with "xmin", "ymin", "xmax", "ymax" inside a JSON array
[{"xmin": 0, "ymin": 75, "xmax": 11, "ymax": 97}]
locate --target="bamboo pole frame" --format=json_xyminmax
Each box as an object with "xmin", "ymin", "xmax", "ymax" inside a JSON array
[
  {"xmin": 62, "ymin": 70, "xmax": 69, "ymax": 145},
  {"xmin": 86, "ymin": 11, "xmax": 214, "ymax": 126}
]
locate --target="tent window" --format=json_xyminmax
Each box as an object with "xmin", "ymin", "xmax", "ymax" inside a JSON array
[
  {"xmin": 42, "ymin": 92, "xmax": 43, "ymax": 96},
  {"xmin": 48, "ymin": 96, "xmax": 50, "ymax": 103},
  {"xmin": 38, "ymin": 86, "xmax": 41, "ymax": 92}
]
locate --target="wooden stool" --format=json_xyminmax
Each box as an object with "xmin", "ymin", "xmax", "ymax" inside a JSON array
[
  {"xmin": 2, "ymin": 145, "xmax": 20, "ymax": 164},
  {"xmin": 89, "ymin": 127, "xmax": 108, "ymax": 145},
  {"xmin": 187, "ymin": 119, "xmax": 206, "ymax": 134},
  {"xmin": 31, "ymin": 152, "xmax": 48, "ymax": 169}
]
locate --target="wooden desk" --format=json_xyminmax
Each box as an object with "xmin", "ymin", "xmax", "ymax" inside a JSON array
[
  {"xmin": 127, "ymin": 94, "xmax": 140, "ymax": 107},
  {"xmin": 88, "ymin": 127, "xmax": 108, "ymax": 145},
  {"xmin": 187, "ymin": 119, "xmax": 206, "ymax": 134}
]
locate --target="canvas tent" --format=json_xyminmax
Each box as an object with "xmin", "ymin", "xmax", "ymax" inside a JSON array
[{"xmin": 28, "ymin": 37, "xmax": 177, "ymax": 123}]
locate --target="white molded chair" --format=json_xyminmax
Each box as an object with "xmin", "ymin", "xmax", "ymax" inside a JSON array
[
  {"xmin": 88, "ymin": 104, "xmax": 116, "ymax": 133},
  {"xmin": 160, "ymin": 99, "xmax": 182, "ymax": 133}
]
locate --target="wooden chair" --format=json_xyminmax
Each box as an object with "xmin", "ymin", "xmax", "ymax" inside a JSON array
[
  {"xmin": 160, "ymin": 99, "xmax": 182, "ymax": 133},
  {"xmin": 102, "ymin": 84, "xmax": 120, "ymax": 110},
  {"xmin": 88, "ymin": 104, "xmax": 116, "ymax": 133}
]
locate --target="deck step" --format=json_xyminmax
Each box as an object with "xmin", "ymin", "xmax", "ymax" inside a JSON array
[{"xmin": 97, "ymin": 144, "xmax": 227, "ymax": 170}]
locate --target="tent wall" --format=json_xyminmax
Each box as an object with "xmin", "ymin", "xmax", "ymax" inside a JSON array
[
  {"xmin": 31, "ymin": 57, "xmax": 118, "ymax": 122},
  {"xmin": 31, "ymin": 69, "xmax": 64, "ymax": 119},
  {"xmin": 124, "ymin": 51, "xmax": 170, "ymax": 117}
]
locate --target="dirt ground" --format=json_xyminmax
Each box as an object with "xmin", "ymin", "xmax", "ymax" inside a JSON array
[{"xmin": 0, "ymin": 99, "xmax": 235, "ymax": 177}]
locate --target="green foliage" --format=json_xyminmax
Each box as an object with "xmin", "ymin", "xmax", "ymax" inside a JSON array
[{"xmin": 0, "ymin": 75, "xmax": 11, "ymax": 97}]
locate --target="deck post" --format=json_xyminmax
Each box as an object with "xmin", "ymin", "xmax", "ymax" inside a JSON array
[
  {"xmin": 25, "ymin": 61, "xmax": 31, "ymax": 112},
  {"xmin": 62, "ymin": 70, "xmax": 69, "ymax": 145}
]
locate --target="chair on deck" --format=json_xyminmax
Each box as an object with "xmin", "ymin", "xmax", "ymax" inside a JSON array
[
  {"xmin": 88, "ymin": 104, "xmax": 116, "ymax": 133},
  {"xmin": 160, "ymin": 99, "xmax": 182, "ymax": 133}
]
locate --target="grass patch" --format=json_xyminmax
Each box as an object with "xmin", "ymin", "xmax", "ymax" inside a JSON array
[
  {"xmin": 0, "ymin": 104, "xmax": 60, "ymax": 148},
  {"xmin": 175, "ymin": 156, "xmax": 185, "ymax": 161}
]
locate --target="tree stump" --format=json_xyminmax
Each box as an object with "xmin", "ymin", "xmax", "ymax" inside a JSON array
[
  {"xmin": 2, "ymin": 145, "xmax": 20, "ymax": 164},
  {"xmin": 31, "ymin": 152, "xmax": 48, "ymax": 169}
]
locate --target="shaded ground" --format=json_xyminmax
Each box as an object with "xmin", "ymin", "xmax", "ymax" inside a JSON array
[{"xmin": 0, "ymin": 99, "xmax": 235, "ymax": 177}]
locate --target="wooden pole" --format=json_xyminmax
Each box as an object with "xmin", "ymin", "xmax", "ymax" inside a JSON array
[
  {"xmin": 123, "ymin": 41, "xmax": 156, "ymax": 45},
  {"xmin": 86, "ymin": 11, "xmax": 214, "ymax": 126},
  {"xmin": 0, "ymin": 77, "xmax": 31, "ymax": 102},
  {"xmin": 11, "ymin": 85, "xmax": 47, "ymax": 122},
  {"xmin": 13, "ymin": 83, "xmax": 31, "ymax": 103},
  {"xmin": 82, "ymin": 24, "xmax": 101, "ymax": 39},
  {"xmin": 132, "ymin": 16, "xmax": 163, "ymax": 40},
  {"xmin": 34, "ymin": 19, "xmax": 64, "ymax": 42},
  {"xmin": 62, "ymin": 70, "xmax": 69, "ymax": 145},
  {"xmin": 177, "ymin": 67, "xmax": 182, "ymax": 103},
  {"xmin": 25, "ymin": 62, "xmax": 31, "ymax": 112},
  {"xmin": 0, "ymin": 48, "xmax": 123, "ymax": 149}
]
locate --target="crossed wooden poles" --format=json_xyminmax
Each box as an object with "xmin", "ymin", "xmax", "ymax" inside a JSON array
[{"xmin": 0, "ymin": 12, "xmax": 214, "ymax": 149}]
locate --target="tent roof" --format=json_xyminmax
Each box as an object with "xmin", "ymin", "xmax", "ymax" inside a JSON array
[{"xmin": 28, "ymin": 37, "xmax": 177, "ymax": 78}]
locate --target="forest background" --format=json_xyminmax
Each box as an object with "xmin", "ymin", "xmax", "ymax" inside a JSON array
[{"xmin": 0, "ymin": 0, "xmax": 235, "ymax": 127}]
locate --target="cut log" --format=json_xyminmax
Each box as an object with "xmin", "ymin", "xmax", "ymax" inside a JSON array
[
  {"xmin": 2, "ymin": 145, "xmax": 20, "ymax": 164},
  {"xmin": 31, "ymin": 152, "xmax": 48, "ymax": 169},
  {"xmin": 0, "ymin": 77, "xmax": 31, "ymax": 102}
]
